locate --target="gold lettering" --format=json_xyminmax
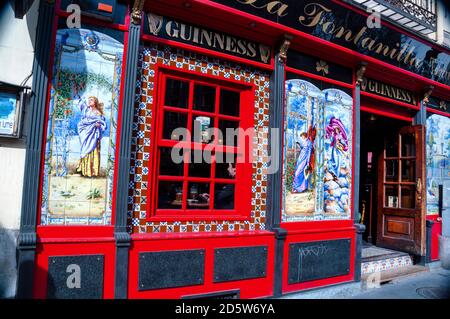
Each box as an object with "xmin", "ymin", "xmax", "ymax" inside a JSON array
[
  {"xmin": 237, "ymin": 0, "xmax": 288, "ymax": 17},
  {"xmin": 299, "ymin": 3, "xmax": 331, "ymax": 27},
  {"xmin": 180, "ymin": 24, "xmax": 192, "ymax": 41},
  {"xmin": 247, "ymin": 42, "xmax": 257, "ymax": 57},
  {"xmin": 213, "ymin": 33, "xmax": 225, "ymax": 50},
  {"xmin": 322, "ymin": 21, "xmax": 336, "ymax": 34},
  {"xmin": 334, "ymin": 26, "xmax": 355, "ymax": 42},
  {"xmin": 361, "ymin": 37, "xmax": 376, "ymax": 51},
  {"xmin": 166, "ymin": 21, "xmax": 179, "ymax": 38}
]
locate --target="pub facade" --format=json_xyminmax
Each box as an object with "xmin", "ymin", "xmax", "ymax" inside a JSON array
[{"xmin": 13, "ymin": 0, "xmax": 450, "ymax": 298}]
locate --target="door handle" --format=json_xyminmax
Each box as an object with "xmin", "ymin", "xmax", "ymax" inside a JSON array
[{"xmin": 416, "ymin": 178, "xmax": 422, "ymax": 201}]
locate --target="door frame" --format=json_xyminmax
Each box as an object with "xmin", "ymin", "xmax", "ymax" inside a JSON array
[{"xmin": 376, "ymin": 125, "xmax": 426, "ymax": 256}]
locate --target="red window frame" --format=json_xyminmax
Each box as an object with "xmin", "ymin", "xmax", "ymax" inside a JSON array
[{"xmin": 147, "ymin": 67, "xmax": 254, "ymax": 222}]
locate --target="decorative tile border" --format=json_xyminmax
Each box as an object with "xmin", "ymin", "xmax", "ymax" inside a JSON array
[
  {"xmin": 361, "ymin": 255, "xmax": 413, "ymax": 275},
  {"xmin": 127, "ymin": 44, "xmax": 270, "ymax": 234}
]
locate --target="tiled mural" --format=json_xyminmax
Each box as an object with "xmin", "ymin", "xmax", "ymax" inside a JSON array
[
  {"xmin": 426, "ymin": 114, "xmax": 450, "ymax": 215},
  {"xmin": 128, "ymin": 44, "xmax": 270, "ymax": 233},
  {"xmin": 282, "ymin": 80, "xmax": 353, "ymax": 222},
  {"xmin": 40, "ymin": 28, "xmax": 123, "ymax": 225}
]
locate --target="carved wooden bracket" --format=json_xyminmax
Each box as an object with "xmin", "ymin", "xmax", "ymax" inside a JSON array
[
  {"xmin": 422, "ymin": 85, "xmax": 434, "ymax": 104},
  {"xmin": 355, "ymin": 61, "xmax": 368, "ymax": 85},
  {"xmin": 278, "ymin": 35, "xmax": 293, "ymax": 64},
  {"xmin": 131, "ymin": 0, "xmax": 146, "ymax": 25}
]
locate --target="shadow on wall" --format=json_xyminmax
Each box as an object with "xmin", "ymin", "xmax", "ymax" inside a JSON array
[{"xmin": 0, "ymin": 222, "xmax": 18, "ymax": 298}]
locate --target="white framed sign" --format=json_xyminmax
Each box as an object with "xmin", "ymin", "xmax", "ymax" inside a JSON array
[{"xmin": 0, "ymin": 90, "xmax": 22, "ymax": 138}]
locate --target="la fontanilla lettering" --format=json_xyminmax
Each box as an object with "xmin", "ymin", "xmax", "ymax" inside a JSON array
[{"xmin": 233, "ymin": 0, "xmax": 450, "ymax": 83}]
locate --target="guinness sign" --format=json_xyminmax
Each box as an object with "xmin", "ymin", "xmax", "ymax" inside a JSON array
[
  {"xmin": 361, "ymin": 78, "xmax": 417, "ymax": 106},
  {"xmin": 143, "ymin": 13, "xmax": 271, "ymax": 64}
]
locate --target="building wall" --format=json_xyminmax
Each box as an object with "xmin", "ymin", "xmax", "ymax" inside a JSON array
[
  {"xmin": 437, "ymin": 0, "xmax": 450, "ymax": 47},
  {"xmin": 0, "ymin": 0, "xmax": 39, "ymax": 298}
]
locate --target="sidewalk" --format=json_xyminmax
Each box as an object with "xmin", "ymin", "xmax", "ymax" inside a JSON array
[
  {"xmin": 352, "ymin": 265, "xmax": 450, "ymax": 299},
  {"xmin": 279, "ymin": 263, "xmax": 450, "ymax": 299}
]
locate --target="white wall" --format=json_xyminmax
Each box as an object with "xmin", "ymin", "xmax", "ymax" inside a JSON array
[
  {"xmin": 0, "ymin": 0, "xmax": 38, "ymax": 87},
  {"xmin": 0, "ymin": 0, "xmax": 39, "ymax": 298},
  {"xmin": 436, "ymin": 0, "xmax": 450, "ymax": 46}
]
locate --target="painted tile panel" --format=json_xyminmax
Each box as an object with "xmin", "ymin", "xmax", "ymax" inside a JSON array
[
  {"xmin": 40, "ymin": 28, "xmax": 124, "ymax": 225},
  {"xmin": 282, "ymin": 80, "xmax": 352, "ymax": 222}
]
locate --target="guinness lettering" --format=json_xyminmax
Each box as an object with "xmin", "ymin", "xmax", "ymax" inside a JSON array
[
  {"xmin": 211, "ymin": 0, "xmax": 450, "ymax": 86},
  {"xmin": 361, "ymin": 78, "xmax": 417, "ymax": 105},
  {"xmin": 144, "ymin": 13, "xmax": 271, "ymax": 64}
]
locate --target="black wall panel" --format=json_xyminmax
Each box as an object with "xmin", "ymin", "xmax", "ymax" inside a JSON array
[
  {"xmin": 213, "ymin": 246, "xmax": 268, "ymax": 283},
  {"xmin": 138, "ymin": 249, "xmax": 205, "ymax": 290},
  {"xmin": 47, "ymin": 255, "xmax": 104, "ymax": 299},
  {"xmin": 288, "ymin": 239, "xmax": 351, "ymax": 284}
]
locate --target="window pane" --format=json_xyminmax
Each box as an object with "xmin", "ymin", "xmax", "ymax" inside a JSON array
[
  {"xmin": 159, "ymin": 147, "xmax": 184, "ymax": 176},
  {"xmin": 192, "ymin": 115, "xmax": 214, "ymax": 144},
  {"xmin": 385, "ymin": 160, "xmax": 398, "ymax": 182},
  {"xmin": 401, "ymin": 160, "xmax": 416, "ymax": 182},
  {"xmin": 401, "ymin": 185, "xmax": 415, "ymax": 208},
  {"xmin": 220, "ymin": 89, "xmax": 240, "ymax": 116},
  {"xmin": 188, "ymin": 150, "xmax": 212, "ymax": 178},
  {"xmin": 218, "ymin": 120, "xmax": 239, "ymax": 146},
  {"xmin": 385, "ymin": 134, "xmax": 398, "ymax": 157},
  {"xmin": 163, "ymin": 111, "xmax": 187, "ymax": 140},
  {"xmin": 214, "ymin": 183, "xmax": 235, "ymax": 209},
  {"xmin": 187, "ymin": 182, "xmax": 210, "ymax": 210},
  {"xmin": 165, "ymin": 79, "xmax": 189, "ymax": 108},
  {"xmin": 401, "ymin": 133, "xmax": 416, "ymax": 157},
  {"xmin": 385, "ymin": 185, "xmax": 398, "ymax": 208},
  {"xmin": 193, "ymin": 84, "xmax": 215, "ymax": 113},
  {"xmin": 158, "ymin": 181, "xmax": 183, "ymax": 209},
  {"xmin": 215, "ymin": 153, "xmax": 237, "ymax": 179}
]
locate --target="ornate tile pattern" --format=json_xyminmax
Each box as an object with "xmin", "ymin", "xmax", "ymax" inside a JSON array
[
  {"xmin": 127, "ymin": 44, "xmax": 270, "ymax": 234},
  {"xmin": 361, "ymin": 255, "xmax": 413, "ymax": 275}
]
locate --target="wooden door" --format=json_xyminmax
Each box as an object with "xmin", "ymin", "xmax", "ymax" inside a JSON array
[{"xmin": 376, "ymin": 125, "xmax": 426, "ymax": 256}]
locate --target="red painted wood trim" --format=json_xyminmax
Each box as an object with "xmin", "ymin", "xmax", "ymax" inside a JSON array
[
  {"xmin": 285, "ymin": 66, "xmax": 355, "ymax": 89},
  {"xmin": 284, "ymin": 226, "xmax": 356, "ymax": 236},
  {"xmin": 131, "ymin": 230, "xmax": 274, "ymax": 241},
  {"xmin": 140, "ymin": 34, "xmax": 275, "ymax": 71},
  {"xmin": 145, "ymin": 64, "xmax": 255, "ymax": 223},
  {"xmin": 37, "ymin": 225, "xmax": 115, "ymax": 238},
  {"xmin": 281, "ymin": 220, "xmax": 355, "ymax": 232},
  {"xmin": 426, "ymin": 107, "xmax": 450, "ymax": 118},
  {"xmin": 55, "ymin": 9, "xmax": 128, "ymax": 31},
  {"xmin": 361, "ymin": 106, "xmax": 414, "ymax": 122},
  {"xmin": 281, "ymin": 229, "xmax": 356, "ymax": 293},
  {"xmin": 38, "ymin": 237, "xmax": 116, "ymax": 243}
]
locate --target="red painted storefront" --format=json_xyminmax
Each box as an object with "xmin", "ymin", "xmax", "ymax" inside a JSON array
[{"xmin": 18, "ymin": 0, "xmax": 449, "ymax": 299}]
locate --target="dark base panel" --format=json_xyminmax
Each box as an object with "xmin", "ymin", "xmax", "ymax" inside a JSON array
[
  {"xmin": 138, "ymin": 250, "xmax": 205, "ymax": 291},
  {"xmin": 288, "ymin": 239, "xmax": 351, "ymax": 284},
  {"xmin": 128, "ymin": 232, "xmax": 275, "ymax": 299},
  {"xmin": 213, "ymin": 246, "xmax": 268, "ymax": 283},
  {"xmin": 33, "ymin": 242, "xmax": 116, "ymax": 299},
  {"xmin": 181, "ymin": 289, "xmax": 240, "ymax": 299},
  {"xmin": 282, "ymin": 228, "xmax": 356, "ymax": 294},
  {"xmin": 47, "ymin": 255, "xmax": 104, "ymax": 299}
]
